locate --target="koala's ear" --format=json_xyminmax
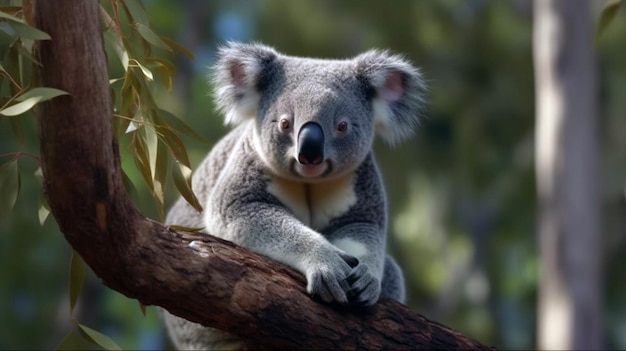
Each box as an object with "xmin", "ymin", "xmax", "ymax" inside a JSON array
[
  {"xmin": 354, "ymin": 50, "xmax": 426, "ymax": 145},
  {"xmin": 212, "ymin": 42, "xmax": 279, "ymax": 125}
]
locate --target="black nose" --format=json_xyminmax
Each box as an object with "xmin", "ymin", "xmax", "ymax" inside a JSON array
[{"xmin": 297, "ymin": 122, "xmax": 324, "ymax": 165}]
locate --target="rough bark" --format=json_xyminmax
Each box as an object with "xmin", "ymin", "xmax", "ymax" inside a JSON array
[
  {"xmin": 533, "ymin": 0, "xmax": 602, "ymax": 349},
  {"xmin": 34, "ymin": 0, "xmax": 494, "ymax": 349}
]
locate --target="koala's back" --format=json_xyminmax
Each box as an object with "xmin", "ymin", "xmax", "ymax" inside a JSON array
[{"xmin": 165, "ymin": 122, "xmax": 249, "ymax": 229}]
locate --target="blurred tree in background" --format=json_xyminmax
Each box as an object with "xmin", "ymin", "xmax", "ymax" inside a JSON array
[{"xmin": 1, "ymin": 0, "xmax": 625, "ymax": 349}]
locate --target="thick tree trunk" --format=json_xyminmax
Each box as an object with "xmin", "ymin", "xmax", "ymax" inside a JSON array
[
  {"xmin": 34, "ymin": 0, "xmax": 493, "ymax": 349},
  {"xmin": 533, "ymin": 0, "xmax": 602, "ymax": 349}
]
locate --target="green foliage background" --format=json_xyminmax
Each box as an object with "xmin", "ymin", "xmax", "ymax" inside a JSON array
[{"xmin": 1, "ymin": 0, "xmax": 625, "ymax": 349}]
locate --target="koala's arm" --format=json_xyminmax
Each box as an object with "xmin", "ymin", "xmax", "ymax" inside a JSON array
[
  {"xmin": 323, "ymin": 155, "xmax": 389, "ymax": 306},
  {"xmin": 204, "ymin": 137, "xmax": 359, "ymax": 305}
]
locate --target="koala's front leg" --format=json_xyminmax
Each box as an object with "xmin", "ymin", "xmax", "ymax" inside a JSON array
[
  {"xmin": 210, "ymin": 202, "xmax": 360, "ymax": 305},
  {"xmin": 328, "ymin": 223, "xmax": 387, "ymax": 306}
]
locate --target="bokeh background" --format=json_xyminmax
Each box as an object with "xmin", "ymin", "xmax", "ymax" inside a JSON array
[{"xmin": 2, "ymin": 0, "xmax": 625, "ymax": 349}]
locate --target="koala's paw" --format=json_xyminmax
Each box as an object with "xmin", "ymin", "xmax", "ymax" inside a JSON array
[
  {"xmin": 305, "ymin": 250, "xmax": 359, "ymax": 305},
  {"xmin": 346, "ymin": 263, "xmax": 381, "ymax": 306}
]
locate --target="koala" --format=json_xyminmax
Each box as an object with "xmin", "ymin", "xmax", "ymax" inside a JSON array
[{"xmin": 161, "ymin": 42, "xmax": 425, "ymax": 350}]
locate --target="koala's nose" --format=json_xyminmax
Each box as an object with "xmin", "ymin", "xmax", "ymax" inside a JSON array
[{"xmin": 297, "ymin": 122, "xmax": 324, "ymax": 165}]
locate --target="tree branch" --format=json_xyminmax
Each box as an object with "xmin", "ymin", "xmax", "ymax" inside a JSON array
[{"xmin": 34, "ymin": 0, "xmax": 494, "ymax": 349}]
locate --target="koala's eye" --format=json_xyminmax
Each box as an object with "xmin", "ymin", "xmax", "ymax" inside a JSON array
[
  {"xmin": 280, "ymin": 118, "xmax": 291, "ymax": 131},
  {"xmin": 337, "ymin": 121, "xmax": 348, "ymax": 133}
]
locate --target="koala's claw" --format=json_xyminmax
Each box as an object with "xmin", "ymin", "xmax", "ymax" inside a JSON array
[
  {"xmin": 340, "ymin": 253, "xmax": 359, "ymax": 268},
  {"xmin": 305, "ymin": 251, "xmax": 357, "ymax": 305},
  {"xmin": 307, "ymin": 269, "xmax": 350, "ymax": 304},
  {"xmin": 345, "ymin": 264, "xmax": 381, "ymax": 306}
]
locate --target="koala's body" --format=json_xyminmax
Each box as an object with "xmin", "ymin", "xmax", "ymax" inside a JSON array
[{"xmin": 162, "ymin": 42, "xmax": 425, "ymax": 350}]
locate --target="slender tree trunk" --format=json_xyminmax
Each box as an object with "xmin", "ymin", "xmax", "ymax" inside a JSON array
[
  {"xmin": 533, "ymin": 0, "xmax": 602, "ymax": 349},
  {"xmin": 33, "ymin": 0, "xmax": 493, "ymax": 349}
]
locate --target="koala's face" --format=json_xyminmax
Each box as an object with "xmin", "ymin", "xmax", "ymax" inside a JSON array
[
  {"xmin": 253, "ymin": 64, "xmax": 375, "ymax": 181},
  {"xmin": 213, "ymin": 43, "xmax": 425, "ymax": 182}
]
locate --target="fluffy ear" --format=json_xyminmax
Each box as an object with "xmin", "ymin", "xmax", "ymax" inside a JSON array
[
  {"xmin": 354, "ymin": 50, "xmax": 426, "ymax": 145},
  {"xmin": 212, "ymin": 42, "xmax": 279, "ymax": 125}
]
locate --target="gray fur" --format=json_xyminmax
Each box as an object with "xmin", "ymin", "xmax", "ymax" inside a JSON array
[{"xmin": 162, "ymin": 42, "xmax": 425, "ymax": 350}]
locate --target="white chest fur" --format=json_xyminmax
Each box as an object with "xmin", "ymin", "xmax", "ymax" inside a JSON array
[{"xmin": 266, "ymin": 174, "xmax": 357, "ymax": 230}]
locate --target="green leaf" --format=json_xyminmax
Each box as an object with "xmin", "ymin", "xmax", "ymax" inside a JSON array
[
  {"xmin": 103, "ymin": 29, "xmax": 129, "ymax": 70},
  {"xmin": 138, "ymin": 301, "xmax": 147, "ymax": 317},
  {"xmin": 145, "ymin": 57, "xmax": 176, "ymax": 74},
  {"xmin": 0, "ymin": 88, "xmax": 68, "ymax": 116},
  {"xmin": 77, "ymin": 324, "xmax": 122, "ymax": 351},
  {"xmin": 158, "ymin": 126, "xmax": 191, "ymax": 167},
  {"xmin": 121, "ymin": 170, "xmax": 138, "ymax": 200},
  {"xmin": 9, "ymin": 117, "xmax": 24, "ymax": 144},
  {"xmin": 155, "ymin": 108, "xmax": 211, "ymax": 145},
  {"xmin": 132, "ymin": 132, "xmax": 154, "ymax": 190},
  {"xmin": 153, "ymin": 136, "xmax": 168, "ymax": 220},
  {"xmin": 119, "ymin": 70, "xmax": 135, "ymax": 117},
  {"xmin": 0, "ymin": 97, "xmax": 43, "ymax": 116},
  {"xmin": 145, "ymin": 57, "xmax": 175, "ymax": 91},
  {"xmin": 172, "ymin": 161, "xmax": 202, "ymax": 212},
  {"xmin": 11, "ymin": 36, "xmax": 41, "ymax": 65},
  {"xmin": 15, "ymin": 87, "xmax": 68, "ymax": 101},
  {"xmin": 0, "ymin": 24, "xmax": 16, "ymax": 43},
  {"xmin": 122, "ymin": 0, "xmax": 149, "ymax": 25},
  {"xmin": 160, "ymin": 36, "xmax": 195, "ymax": 59},
  {"xmin": 144, "ymin": 126, "xmax": 159, "ymax": 181},
  {"xmin": 0, "ymin": 157, "xmax": 20, "ymax": 217},
  {"xmin": 69, "ymin": 250, "xmax": 84, "ymax": 317},
  {"xmin": 9, "ymin": 21, "xmax": 51, "ymax": 40},
  {"xmin": 129, "ymin": 59, "xmax": 153, "ymax": 81},
  {"xmin": 125, "ymin": 109, "xmax": 142, "ymax": 134},
  {"xmin": 38, "ymin": 191, "xmax": 50, "ymax": 226},
  {"xmin": 136, "ymin": 23, "xmax": 171, "ymax": 51},
  {"xmin": 0, "ymin": 9, "xmax": 25, "ymax": 23},
  {"xmin": 595, "ymin": 0, "xmax": 622, "ymax": 47},
  {"xmin": 56, "ymin": 330, "xmax": 90, "ymax": 350}
]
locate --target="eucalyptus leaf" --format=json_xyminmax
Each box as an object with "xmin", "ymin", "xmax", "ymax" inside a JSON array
[
  {"xmin": 78, "ymin": 324, "xmax": 122, "ymax": 351},
  {"xmin": 122, "ymin": 0, "xmax": 149, "ymax": 26},
  {"xmin": 156, "ymin": 108, "xmax": 211, "ymax": 145},
  {"xmin": 0, "ymin": 157, "xmax": 20, "ymax": 216},
  {"xmin": 121, "ymin": 169, "xmax": 138, "ymax": 201},
  {"xmin": 10, "ymin": 21, "xmax": 50, "ymax": 40},
  {"xmin": 9, "ymin": 117, "xmax": 24, "ymax": 144},
  {"xmin": 145, "ymin": 57, "xmax": 176, "ymax": 74},
  {"xmin": 0, "ymin": 88, "xmax": 68, "ymax": 116},
  {"xmin": 172, "ymin": 161, "xmax": 202, "ymax": 212},
  {"xmin": 103, "ymin": 29, "xmax": 129, "ymax": 70},
  {"xmin": 144, "ymin": 125, "xmax": 159, "ymax": 180},
  {"xmin": 136, "ymin": 23, "xmax": 171, "ymax": 51},
  {"xmin": 15, "ymin": 87, "xmax": 68, "ymax": 101},
  {"xmin": 69, "ymin": 250, "xmax": 84, "ymax": 317},
  {"xmin": 160, "ymin": 36, "xmax": 195, "ymax": 59},
  {"xmin": 38, "ymin": 191, "xmax": 50, "ymax": 226},
  {"xmin": 154, "ymin": 137, "xmax": 169, "ymax": 221},
  {"xmin": 158, "ymin": 126, "xmax": 191, "ymax": 167},
  {"xmin": 138, "ymin": 301, "xmax": 147, "ymax": 317},
  {"xmin": 12, "ymin": 36, "xmax": 41, "ymax": 64},
  {"xmin": 595, "ymin": 0, "xmax": 622, "ymax": 46},
  {"xmin": 0, "ymin": 25, "xmax": 15, "ymax": 44},
  {"xmin": 1, "ymin": 98, "xmax": 41, "ymax": 116},
  {"xmin": 56, "ymin": 330, "xmax": 90, "ymax": 350},
  {"xmin": 129, "ymin": 58, "xmax": 153, "ymax": 81},
  {"xmin": 0, "ymin": 9, "xmax": 25, "ymax": 23},
  {"xmin": 155, "ymin": 65, "xmax": 173, "ymax": 91},
  {"xmin": 132, "ymin": 132, "xmax": 154, "ymax": 190}
]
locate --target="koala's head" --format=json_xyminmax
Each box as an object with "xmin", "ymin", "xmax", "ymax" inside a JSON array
[{"xmin": 212, "ymin": 42, "xmax": 425, "ymax": 182}]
